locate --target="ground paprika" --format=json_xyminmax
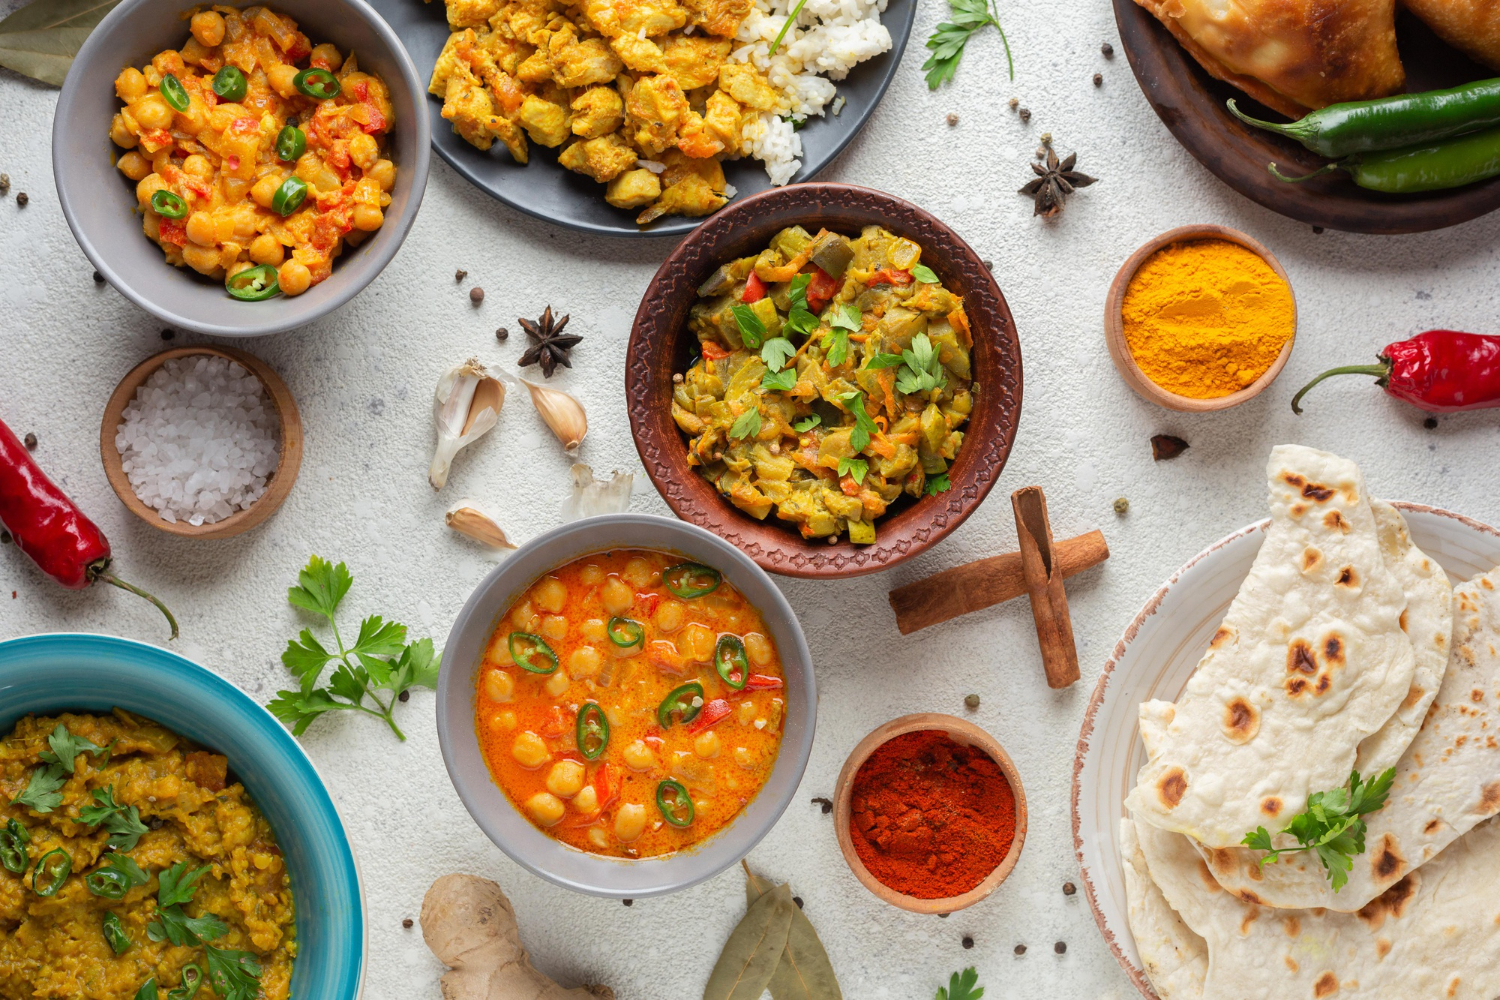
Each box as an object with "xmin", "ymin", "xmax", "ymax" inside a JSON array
[{"xmin": 848, "ymin": 729, "xmax": 1017, "ymax": 899}]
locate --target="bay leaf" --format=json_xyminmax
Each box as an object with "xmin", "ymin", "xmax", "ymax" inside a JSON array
[
  {"xmin": 743, "ymin": 864, "xmax": 844, "ymax": 1000},
  {"xmin": 0, "ymin": 0, "xmax": 123, "ymax": 86},
  {"xmin": 704, "ymin": 881, "xmax": 795, "ymax": 1000}
]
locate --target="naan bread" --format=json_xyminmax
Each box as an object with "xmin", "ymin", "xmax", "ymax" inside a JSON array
[
  {"xmin": 1128, "ymin": 814, "xmax": 1500, "ymax": 999},
  {"xmin": 1200, "ymin": 566, "xmax": 1500, "ymax": 911},
  {"xmin": 1123, "ymin": 820, "xmax": 1208, "ymax": 1000},
  {"xmin": 1133, "ymin": 0, "xmax": 1405, "ymax": 118},
  {"xmin": 1403, "ymin": 0, "xmax": 1500, "ymax": 71},
  {"xmin": 1127, "ymin": 445, "xmax": 1417, "ymax": 848}
]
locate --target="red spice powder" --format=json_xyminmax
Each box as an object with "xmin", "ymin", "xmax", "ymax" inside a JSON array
[{"xmin": 848, "ymin": 729, "xmax": 1016, "ymax": 899}]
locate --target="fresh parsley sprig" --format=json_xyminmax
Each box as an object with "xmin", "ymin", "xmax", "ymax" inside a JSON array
[
  {"xmin": 1242, "ymin": 768, "xmax": 1396, "ymax": 892},
  {"xmin": 937, "ymin": 967, "xmax": 984, "ymax": 1000},
  {"xmin": 79, "ymin": 788, "xmax": 149, "ymax": 851},
  {"xmin": 729, "ymin": 406, "xmax": 762, "ymax": 441},
  {"xmin": 926, "ymin": 471, "xmax": 952, "ymax": 496},
  {"xmin": 784, "ymin": 273, "xmax": 819, "ymax": 337},
  {"xmin": 13, "ymin": 723, "xmax": 109, "ymax": 813},
  {"xmin": 267, "ymin": 556, "xmax": 439, "ymax": 741},
  {"xmin": 865, "ymin": 332, "xmax": 948, "ymax": 395},
  {"xmin": 836, "ymin": 390, "xmax": 881, "ymax": 451},
  {"xmin": 923, "ymin": 0, "xmax": 1012, "ymax": 89},
  {"xmin": 205, "ymin": 947, "xmax": 262, "ymax": 1000},
  {"xmin": 837, "ymin": 456, "xmax": 868, "ymax": 485}
]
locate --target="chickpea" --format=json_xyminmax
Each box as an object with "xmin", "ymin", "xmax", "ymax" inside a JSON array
[
  {"xmin": 545, "ymin": 760, "xmax": 586, "ymax": 798},
  {"xmin": 511, "ymin": 731, "xmax": 550, "ymax": 769},
  {"xmin": 133, "ymin": 96, "xmax": 175, "ymax": 130},
  {"xmin": 190, "ymin": 10, "xmax": 226, "ymax": 47},
  {"xmin": 539, "ymin": 615, "xmax": 568, "ymax": 642},
  {"xmin": 680, "ymin": 623, "xmax": 715, "ymax": 662},
  {"xmin": 487, "ymin": 710, "xmax": 517, "ymax": 732},
  {"xmin": 267, "ymin": 64, "xmax": 299, "ymax": 99},
  {"xmin": 482, "ymin": 668, "xmax": 514, "ymax": 703},
  {"xmin": 151, "ymin": 50, "xmax": 185, "ymax": 77},
  {"xmin": 182, "ymin": 244, "xmax": 221, "ymax": 275},
  {"xmin": 587, "ymin": 827, "xmax": 609, "ymax": 850},
  {"xmin": 115, "ymin": 67, "xmax": 148, "ymax": 101},
  {"xmin": 250, "ymin": 174, "xmax": 282, "ymax": 209},
  {"xmin": 543, "ymin": 670, "xmax": 570, "ymax": 698},
  {"xmin": 613, "ymin": 802, "xmax": 647, "ymax": 843},
  {"xmin": 623, "ymin": 557, "xmax": 656, "ymax": 588},
  {"xmin": 110, "ymin": 114, "xmax": 138, "ymax": 149},
  {"xmin": 579, "ymin": 564, "xmax": 604, "ymax": 586},
  {"xmin": 622, "ymin": 740, "xmax": 656, "ymax": 771},
  {"xmin": 185, "ymin": 211, "xmax": 217, "ymax": 247},
  {"xmin": 309, "ymin": 42, "xmax": 344, "ymax": 70},
  {"xmin": 600, "ymin": 576, "xmax": 633, "ymax": 615},
  {"xmin": 226, "ymin": 260, "xmax": 254, "ymax": 280},
  {"xmin": 278, "ymin": 261, "xmax": 312, "ymax": 296},
  {"xmin": 486, "ymin": 629, "xmax": 515, "ymax": 667},
  {"xmin": 367, "ymin": 158, "xmax": 397, "ymax": 191},
  {"xmin": 694, "ymin": 730, "xmax": 721, "ymax": 759},
  {"xmin": 733, "ymin": 746, "xmax": 757, "ymax": 769},
  {"xmin": 182, "ymin": 154, "xmax": 214, "ymax": 180},
  {"xmin": 249, "ymin": 234, "xmax": 285, "ymax": 267},
  {"xmin": 294, "ymin": 153, "xmax": 324, "ymax": 184},
  {"xmin": 534, "ymin": 578, "xmax": 568, "ymax": 613},
  {"xmin": 579, "ymin": 618, "xmax": 608, "ymax": 643},
  {"xmin": 736, "ymin": 699, "xmax": 756, "ymax": 725},
  {"xmin": 524, "ymin": 792, "xmax": 566, "ymax": 827},
  {"xmin": 117, "ymin": 152, "xmax": 151, "ymax": 181},
  {"xmin": 510, "ymin": 600, "xmax": 536, "ymax": 629},
  {"xmin": 349, "ymin": 131, "xmax": 379, "ymax": 170},
  {"xmin": 568, "ymin": 646, "xmax": 603, "ymax": 681},
  {"xmin": 180, "ymin": 37, "xmax": 211, "ymax": 68},
  {"xmin": 352, "ymin": 204, "xmax": 384, "ymax": 232},
  {"xmin": 572, "ymin": 785, "xmax": 599, "ymax": 813},
  {"xmin": 175, "ymin": 100, "xmax": 207, "ymax": 136},
  {"xmin": 135, "ymin": 172, "xmax": 168, "ymax": 207},
  {"xmin": 654, "ymin": 600, "xmax": 685, "ymax": 634}
]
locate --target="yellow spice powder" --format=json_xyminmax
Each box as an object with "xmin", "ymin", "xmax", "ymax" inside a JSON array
[{"xmin": 1121, "ymin": 239, "xmax": 1295, "ymax": 399}]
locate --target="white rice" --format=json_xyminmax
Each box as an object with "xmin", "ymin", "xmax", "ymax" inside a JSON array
[
  {"xmin": 730, "ymin": 0, "xmax": 892, "ymax": 186},
  {"xmin": 115, "ymin": 356, "xmax": 280, "ymax": 526}
]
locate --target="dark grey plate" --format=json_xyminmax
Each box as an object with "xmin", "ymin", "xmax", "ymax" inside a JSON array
[{"xmin": 365, "ymin": 0, "xmax": 915, "ymax": 236}]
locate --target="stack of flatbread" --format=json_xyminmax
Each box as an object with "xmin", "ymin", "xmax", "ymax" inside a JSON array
[{"xmin": 1122, "ymin": 444, "xmax": 1500, "ymax": 999}]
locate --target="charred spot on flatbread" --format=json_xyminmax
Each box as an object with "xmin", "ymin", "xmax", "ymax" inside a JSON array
[
  {"xmin": 1158, "ymin": 768, "xmax": 1188, "ymax": 808},
  {"xmin": 1235, "ymin": 888, "xmax": 1263, "ymax": 905},
  {"xmin": 1283, "ymin": 916, "xmax": 1300, "ymax": 937},
  {"xmin": 1291, "ymin": 503, "xmax": 1308, "ymax": 517},
  {"xmin": 1288, "ymin": 640, "xmax": 1318, "ymax": 674},
  {"xmin": 1375, "ymin": 938, "xmax": 1392, "ymax": 959},
  {"xmin": 1302, "ymin": 546, "xmax": 1323, "ymax": 572},
  {"xmin": 1223, "ymin": 697, "xmax": 1260, "ymax": 744},
  {"xmin": 1314, "ymin": 971, "xmax": 1339, "ymax": 997},
  {"xmin": 1287, "ymin": 676, "xmax": 1310, "ymax": 696},
  {"xmin": 1324, "ymin": 635, "xmax": 1344, "ymax": 665},
  {"xmin": 1359, "ymin": 875, "xmax": 1418, "ymax": 930},
  {"xmin": 1323, "ymin": 509, "xmax": 1349, "ymax": 533},
  {"xmin": 1261, "ymin": 796, "xmax": 1283, "ymax": 817},
  {"xmin": 1211, "ymin": 626, "xmax": 1236, "ymax": 649},
  {"xmin": 1337, "ymin": 566, "xmax": 1359, "ymax": 588},
  {"xmin": 1403, "ymin": 685, "xmax": 1427, "ymax": 711},
  {"xmin": 1371, "ymin": 834, "xmax": 1405, "ymax": 881},
  {"xmin": 1424, "ymin": 818, "xmax": 1445, "ymax": 835},
  {"xmin": 1285, "ymin": 956, "xmax": 1300, "ymax": 973},
  {"xmin": 1478, "ymin": 781, "xmax": 1500, "ymax": 816}
]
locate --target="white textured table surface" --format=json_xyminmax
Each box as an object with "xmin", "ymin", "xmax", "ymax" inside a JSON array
[{"xmin": 5, "ymin": 1, "xmax": 1500, "ymax": 997}]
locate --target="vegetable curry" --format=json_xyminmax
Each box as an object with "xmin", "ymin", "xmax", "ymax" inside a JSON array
[
  {"xmin": 476, "ymin": 549, "xmax": 786, "ymax": 858},
  {"xmin": 672, "ymin": 225, "xmax": 974, "ymax": 543}
]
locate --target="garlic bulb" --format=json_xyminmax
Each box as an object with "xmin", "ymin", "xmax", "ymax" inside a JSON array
[
  {"xmin": 445, "ymin": 500, "xmax": 517, "ymax": 549},
  {"xmin": 430, "ymin": 359, "xmax": 503, "ymax": 490},
  {"xmin": 562, "ymin": 464, "xmax": 633, "ymax": 521},
  {"xmin": 496, "ymin": 368, "xmax": 587, "ymax": 452}
]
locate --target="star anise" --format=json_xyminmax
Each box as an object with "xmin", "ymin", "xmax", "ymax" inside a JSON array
[
  {"xmin": 1019, "ymin": 148, "xmax": 1097, "ymax": 218},
  {"xmin": 517, "ymin": 306, "xmax": 582, "ymax": 378}
]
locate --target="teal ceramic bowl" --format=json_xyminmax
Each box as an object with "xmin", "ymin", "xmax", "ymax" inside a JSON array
[{"xmin": 0, "ymin": 633, "xmax": 365, "ymax": 998}]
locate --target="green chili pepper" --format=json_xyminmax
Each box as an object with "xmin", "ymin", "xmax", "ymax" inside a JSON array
[
  {"xmin": 0, "ymin": 819, "xmax": 29, "ymax": 874},
  {"xmin": 32, "ymin": 848, "xmax": 71, "ymax": 896},
  {"xmin": 211, "ymin": 65, "xmax": 247, "ymax": 102},
  {"xmin": 294, "ymin": 67, "xmax": 341, "ymax": 99},
  {"xmin": 167, "ymin": 964, "xmax": 203, "ymax": 1000},
  {"xmin": 714, "ymin": 634, "xmax": 749, "ymax": 690},
  {"xmin": 662, "ymin": 562, "xmax": 721, "ymax": 599},
  {"xmin": 226, "ymin": 264, "xmax": 281, "ymax": 302},
  {"xmin": 509, "ymin": 633, "xmax": 559, "ymax": 674},
  {"xmin": 657, "ymin": 682, "xmax": 704, "ymax": 728},
  {"xmin": 136, "ymin": 978, "xmax": 159, "ymax": 1000},
  {"xmin": 607, "ymin": 616, "xmax": 644, "ymax": 648},
  {"xmin": 1228, "ymin": 79, "xmax": 1500, "ymax": 158},
  {"xmin": 150, "ymin": 189, "xmax": 188, "ymax": 219},
  {"xmin": 1270, "ymin": 124, "xmax": 1500, "ymax": 193},
  {"xmin": 275, "ymin": 124, "xmax": 306, "ymax": 162},
  {"xmin": 656, "ymin": 779, "xmax": 694, "ymax": 827},
  {"xmin": 103, "ymin": 910, "xmax": 132, "ymax": 954},
  {"xmin": 271, "ymin": 176, "xmax": 309, "ymax": 217},
  {"xmin": 85, "ymin": 853, "xmax": 150, "ymax": 899},
  {"xmin": 576, "ymin": 702, "xmax": 610, "ymax": 760},
  {"xmin": 159, "ymin": 74, "xmax": 190, "ymax": 112}
]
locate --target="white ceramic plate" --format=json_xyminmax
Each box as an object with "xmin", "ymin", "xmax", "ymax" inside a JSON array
[{"xmin": 1070, "ymin": 502, "xmax": 1500, "ymax": 999}]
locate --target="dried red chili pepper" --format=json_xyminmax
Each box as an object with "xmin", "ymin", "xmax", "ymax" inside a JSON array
[
  {"xmin": 0, "ymin": 417, "xmax": 177, "ymax": 637},
  {"xmin": 1292, "ymin": 330, "xmax": 1500, "ymax": 414}
]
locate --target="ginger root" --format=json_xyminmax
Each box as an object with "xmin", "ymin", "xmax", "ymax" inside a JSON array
[{"xmin": 421, "ymin": 874, "xmax": 614, "ymax": 1000}]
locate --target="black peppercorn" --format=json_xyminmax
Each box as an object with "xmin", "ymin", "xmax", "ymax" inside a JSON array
[
  {"xmin": 161, "ymin": 329, "xmax": 176, "ymax": 341},
  {"xmin": 93, "ymin": 271, "xmax": 104, "ymax": 284},
  {"xmin": 1, "ymin": 530, "xmax": 11, "ymax": 545},
  {"xmin": 1063, "ymin": 881, "xmax": 1076, "ymax": 896},
  {"xmin": 1093, "ymin": 72, "xmax": 1103, "ymax": 86},
  {"xmin": 402, "ymin": 918, "xmax": 413, "ymax": 929},
  {"xmin": 937, "ymin": 912, "xmax": 949, "ymax": 918},
  {"xmin": 1018, "ymin": 108, "xmax": 1031, "ymax": 123},
  {"xmin": 455, "ymin": 268, "xmax": 468, "ymax": 281},
  {"xmin": 811, "ymin": 796, "xmax": 833, "ymax": 814},
  {"xmin": 1424, "ymin": 417, "xmax": 1438, "ymax": 429},
  {"xmin": 622, "ymin": 898, "xmax": 633, "ymax": 906},
  {"xmin": 398, "ymin": 690, "xmax": 410, "ymax": 702},
  {"xmin": 962, "ymin": 936, "xmax": 974, "ymax": 949},
  {"xmin": 16, "ymin": 192, "xmax": 28, "ymax": 207},
  {"xmin": 495, "ymin": 327, "xmax": 509, "ymax": 341},
  {"xmin": 1101, "ymin": 41, "xmax": 1114, "ymax": 57},
  {"xmin": 470, "ymin": 287, "xmax": 484, "ymax": 304},
  {"xmin": 23, "ymin": 433, "xmax": 37, "ymax": 450},
  {"xmin": 1054, "ymin": 941, "xmax": 1067, "ymax": 954},
  {"xmin": 1312, "ymin": 225, "xmax": 1325, "ymax": 234},
  {"xmin": 982, "ymin": 259, "xmax": 993, "ymax": 271},
  {"xmin": 1014, "ymin": 944, "xmax": 1026, "ymax": 956},
  {"xmin": 793, "ymin": 896, "xmax": 804, "ymax": 909}
]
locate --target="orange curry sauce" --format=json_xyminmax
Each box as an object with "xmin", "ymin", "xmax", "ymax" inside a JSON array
[{"xmin": 475, "ymin": 549, "xmax": 786, "ymax": 859}]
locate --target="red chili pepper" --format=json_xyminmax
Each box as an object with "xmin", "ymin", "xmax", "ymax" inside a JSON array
[
  {"xmin": 745, "ymin": 674, "xmax": 783, "ymax": 690},
  {"xmin": 741, "ymin": 272, "xmax": 767, "ymax": 303},
  {"xmin": 1291, "ymin": 330, "xmax": 1500, "ymax": 415},
  {"xmin": 688, "ymin": 698, "xmax": 731, "ymax": 734},
  {"xmin": 865, "ymin": 267, "xmax": 913, "ymax": 290},
  {"xmin": 806, "ymin": 267, "xmax": 840, "ymax": 312},
  {"xmin": 0, "ymin": 417, "xmax": 177, "ymax": 637}
]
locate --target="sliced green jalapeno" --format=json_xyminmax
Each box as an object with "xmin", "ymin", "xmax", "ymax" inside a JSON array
[
  {"xmin": 657, "ymin": 682, "xmax": 704, "ymax": 728},
  {"xmin": 656, "ymin": 779, "xmax": 694, "ymax": 827},
  {"xmin": 136, "ymin": 978, "xmax": 160, "ymax": 1000},
  {"xmin": 211, "ymin": 65, "xmax": 247, "ymax": 102},
  {"xmin": 271, "ymin": 176, "xmax": 308, "ymax": 217},
  {"xmin": 607, "ymin": 616, "xmax": 644, "ymax": 648},
  {"xmin": 103, "ymin": 910, "xmax": 132, "ymax": 954},
  {"xmin": 159, "ymin": 74, "xmax": 190, "ymax": 112},
  {"xmin": 0, "ymin": 819, "xmax": 29, "ymax": 874},
  {"xmin": 576, "ymin": 702, "xmax": 609, "ymax": 760},
  {"xmin": 275, "ymin": 124, "xmax": 306, "ymax": 162},
  {"xmin": 167, "ymin": 964, "xmax": 202, "ymax": 1000},
  {"xmin": 32, "ymin": 848, "xmax": 71, "ymax": 896},
  {"xmin": 714, "ymin": 634, "xmax": 749, "ymax": 690},
  {"xmin": 85, "ymin": 853, "xmax": 150, "ymax": 900},
  {"xmin": 509, "ymin": 632, "xmax": 559, "ymax": 674},
  {"xmin": 226, "ymin": 264, "xmax": 281, "ymax": 302},
  {"xmin": 294, "ymin": 67, "xmax": 341, "ymax": 99},
  {"xmin": 662, "ymin": 562, "xmax": 721, "ymax": 599},
  {"xmin": 150, "ymin": 189, "xmax": 188, "ymax": 219}
]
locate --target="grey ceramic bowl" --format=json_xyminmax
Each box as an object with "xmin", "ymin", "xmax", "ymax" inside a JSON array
[
  {"xmin": 438, "ymin": 514, "xmax": 817, "ymax": 897},
  {"xmin": 53, "ymin": 0, "xmax": 431, "ymax": 337}
]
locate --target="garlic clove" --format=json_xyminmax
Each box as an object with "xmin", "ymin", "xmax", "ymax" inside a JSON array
[
  {"xmin": 562, "ymin": 464, "xmax": 634, "ymax": 521},
  {"xmin": 495, "ymin": 368, "xmax": 587, "ymax": 453},
  {"xmin": 445, "ymin": 500, "xmax": 517, "ymax": 549},
  {"xmin": 431, "ymin": 359, "xmax": 504, "ymax": 490}
]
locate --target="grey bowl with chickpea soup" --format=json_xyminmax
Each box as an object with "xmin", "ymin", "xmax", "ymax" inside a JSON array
[{"xmin": 437, "ymin": 514, "xmax": 816, "ymax": 898}]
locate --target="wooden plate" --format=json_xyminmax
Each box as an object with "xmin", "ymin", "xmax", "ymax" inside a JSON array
[
  {"xmin": 1113, "ymin": 2, "xmax": 1500, "ymax": 234},
  {"xmin": 100, "ymin": 346, "xmax": 303, "ymax": 539},
  {"xmin": 626, "ymin": 183, "xmax": 1023, "ymax": 578}
]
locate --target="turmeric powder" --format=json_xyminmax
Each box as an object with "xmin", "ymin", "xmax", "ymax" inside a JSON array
[{"xmin": 1122, "ymin": 239, "xmax": 1295, "ymax": 399}]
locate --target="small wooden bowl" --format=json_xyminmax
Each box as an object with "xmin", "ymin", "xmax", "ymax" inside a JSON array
[
  {"xmin": 1104, "ymin": 224, "xmax": 1296, "ymax": 413},
  {"xmin": 100, "ymin": 346, "xmax": 303, "ymax": 539},
  {"xmin": 833, "ymin": 713, "xmax": 1027, "ymax": 913}
]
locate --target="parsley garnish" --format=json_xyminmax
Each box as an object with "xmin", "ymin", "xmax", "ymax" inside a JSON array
[
  {"xmin": 923, "ymin": 0, "xmax": 1012, "ymax": 89},
  {"xmin": 13, "ymin": 764, "xmax": 67, "ymax": 813},
  {"xmin": 146, "ymin": 861, "xmax": 227, "ymax": 947},
  {"xmin": 204, "ymin": 947, "xmax": 262, "ymax": 1000},
  {"xmin": 912, "ymin": 264, "xmax": 941, "ymax": 283},
  {"xmin": 267, "ymin": 557, "xmax": 440, "ymax": 742},
  {"xmin": 837, "ymin": 456, "xmax": 868, "ymax": 484},
  {"xmin": 760, "ymin": 337, "xmax": 796, "ymax": 372},
  {"xmin": 837, "ymin": 391, "xmax": 880, "ymax": 451},
  {"xmin": 927, "ymin": 472, "xmax": 952, "ymax": 496},
  {"xmin": 784, "ymin": 273, "xmax": 818, "ymax": 337},
  {"xmin": 729, "ymin": 303, "xmax": 766, "ymax": 348},
  {"xmin": 79, "ymin": 788, "xmax": 149, "ymax": 850},
  {"xmin": 39, "ymin": 724, "xmax": 104, "ymax": 773},
  {"xmin": 761, "ymin": 368, "xmax": 798, "ymax": 392},
  {"xmin": 156, "ymin": 861, "xmax": 210, "ymax": 908},
  {"xmin": 830, "ymin": 302, "xmax": 861, "ymax": 331},
  {"xmin": 793, "ymin": 414, "xmax": 821, "ymax": 433},
  {"xmin": 729, "ymin": 407, "xmax": 762, "ymax": 441},
  {"xmin": 1242, "ymin": 768, "xmax": 1396, "ymax": 892},
  {"xmin": 824, "ymin": 329, "xmax": 850, "ymax": 366},
  {"xmin": 937, "ymin": 967, "xmax": 984, "ymax": 1000},
  {"xmin": 864, "ymin": 333, "xmax": 946, "ymax": 393}
]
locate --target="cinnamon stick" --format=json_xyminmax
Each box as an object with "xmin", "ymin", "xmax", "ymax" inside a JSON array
[
  {"xmin": 1011, "ymin": 486, "xmax": 1081, "ymax": 689},
  {"xmin": 887, "ymin": 530, "xmax": 1108, "ymax": 635}
]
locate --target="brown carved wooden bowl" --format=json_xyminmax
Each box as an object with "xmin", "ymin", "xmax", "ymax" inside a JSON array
[{"xmin": 625, "ymin": 183, "xmax": 1023, "ymax": 579}]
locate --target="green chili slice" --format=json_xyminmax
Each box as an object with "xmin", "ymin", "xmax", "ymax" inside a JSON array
[
  {"xmin": 656, "ymin": 779, "xmax": 694, "ymax": 827},
  {"xmin": 509, "ymin": 633, "xmax": 559, "ymax": 674},
  {"xmin": 159, "ymin": 74, "xmax": 190, "ymax": 112},
  {"xmin": 275, "ymin": 124, "xmax": 306, "ymax": 162},
  {"xmin": 136, "ymin": 978, "xmax": 160, "ymax": 1000},
  {"xmin": 85, "ymin": 853, "xmax": 150, "ymax": 900},
  {"xmin": 657, "ymin": 682, "xmax": 704, "ymax": 728},
  {"xmin": 576, "ymin": 702, "xmax": 609, "ymax": 761},
  {"xmin": 167, "ymin": 964, "xmax": 202, "ymax": 1000},
  {"xmin": 662, "ymin": 562, "xmax": 721, "ymax": 599},
  {"xmin": 226, "ymin": 264, "xmax": 281, "ymax": 302},
  {"xmin": 714, "ymin": 634, "xmax": 749, "ymax": 690},
  {"xmin": 607, "ymin": 616, "xmax": 644, "ymax": 648},
  {"xmin": 103, "ymin": 910, "xmax": 132, "ymax": 954},
  {"xmin": 0, "ymin": 819, "xmax": 29, "ymax": 874},
  {"xmin": 32, "ymin": 848, "xmax": 71, "ymax": 896},
  {"xmin": 270, "ymin": 176, "xmax": 308, "ymax": 217},
  {"xmin": 294, "ymin": 67, "xmax": 341, "ymax": 99},
  {"xmin": 150, "ymin": 189, "xmax": 188, "ymax": 219},
  {"xmin": 211, "ymin": 65, "xmax": 247, "ymax": 102}
]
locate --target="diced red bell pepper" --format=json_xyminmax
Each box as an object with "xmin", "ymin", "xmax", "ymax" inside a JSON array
[
  {"xmin": 840, "ymin": 475, "xmax": 861, "ymax": 497},
  {"xmin": 806, "ymin": 267, "xmax": 840, "ymax": 312},
  {"xmin": 688, "ymin": 698, "xmax": 731, "ymax": 734},
  {"xmin": 539, "ymin": 705, "xmax": 570, "ymax": 738},
  {"xmin": 866, "ymin": 268, "xmax": 914, "ymax": 289},
  {"xmin": 701, "ymin": 340, "xmax": 731, "ymax": 362},
  {"xmin": 156, "ymin": 218, "xmax": 187, "ymax": 246},
  {"xmin": 593, "ymin": 763, "xmax": 618, "ymax": 811},
  {"xmin": 742, "ymin": 272, "xmax": 767, "ymax": 303},
  {"xmin": 638, "ymin": 592, "xmax": 661, "ymax": 616},
  {"xmin": 745, "ymin": 674, "xmax": 783, "ymax": 690}
]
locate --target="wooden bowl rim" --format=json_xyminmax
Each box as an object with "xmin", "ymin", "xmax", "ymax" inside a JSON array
[
  {"xmin": 832, "ymin": 712, "xmax": 1028, "ymax": 913},
  {"xmin": 1103, "ymin": 224, "xmax": 1297, "ymax": 413},
  {"xmin": 99, "ymin": 345, "xmax": 303, "ymax": 539}
]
